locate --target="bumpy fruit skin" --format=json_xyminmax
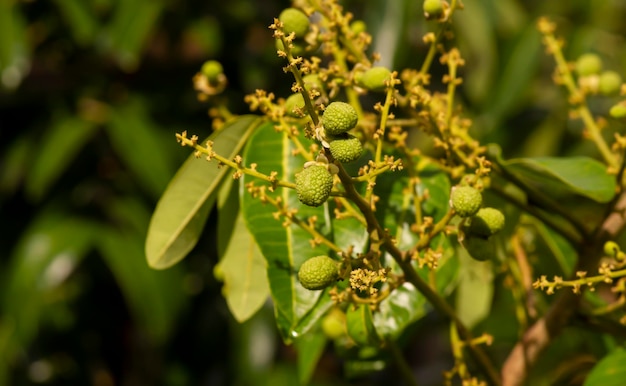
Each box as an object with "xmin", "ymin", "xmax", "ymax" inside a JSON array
[
  {"xmin": 575, "ymin": 53, "xmax": 603, "ymax": 76},
  {"xmin": 599, "ymin": 71, "xmax": 623, "ymax": 95},
  {"xmin": 279, "ymin": 8, "xmax": 310, "ymax": 37},
  {"xmin": 466, "ymin": 207, "xmax": 505, "ymax": 237},
  {"xmin": 450, "ymin": 186, "xmax": 482, "ymax": 218},
  {"xmin": 298, "ymin": 256, "xmax": 339, "ymax": 290},
  {"xmin": 201, "ymin": 60, "xmax": 223, "ymax": 82},
  {"xmin": 323, "ymin": 102, "xmax": 358, "ymax": 135},
  {"xmin": 610, "ymin": 103, "xmax": 626, "ymax": 119},
  {"xmin": 284, "ymin": 93, "xmax": 305, "ymax": 117},
  {"xmin": 328, "ymin": 134, "xmax": 363, "ymax": 163},
  {"xmin": 295, "ymin": 165, "xmax": 333, "ymax": 207},
  {"xmin": 423, "ymin": 0, "xmax": 444, "ymax": 19},
  {"xmin": 463, "ymin": 236, "xmax": 495, "ymax": 262},
  {"xmin": 356, "ymin": 66, "xmax": 391, "ymax": 91}
]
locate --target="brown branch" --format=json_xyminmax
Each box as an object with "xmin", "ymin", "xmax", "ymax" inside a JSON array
[{"xmin": 501, "ymin": 192, "xmax": 626, "ymax": 386}]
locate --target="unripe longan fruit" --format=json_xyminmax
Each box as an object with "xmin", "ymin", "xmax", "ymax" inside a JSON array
[
  {"xmin": 575, "ymin": 53, "xmax": 603, "ymax": 77},
  {"xmin": 423, "ymin": 0, "xmax": 445, "ymax": 19},
  {"xmin": 328, "ymin": 134, "xmax": 363, "ymax": 163},
  {"xmin": 279, "ymin": 8, "xmax": 310, "ymax": 37},
  {"xmin": 284, "ymin": 93, "xmax": 306, "ymax": 117},
  {"xmin": 466, "ymin": 207, "xmax": 505, "ymax": 237},
  {"xmin": 201, "ymin": 60, "xmax": 224, "ymax": 82},
  {"xmin": 463, "ymin": 236, "xmax": 496, "ymax": 262},
  {"xmin": 355, "ymin": 66, "xmax": 392, "ymax": 92},
  {"xmin": 450, "ymin": 186, "xmax": 482, "ymax": 218},
  {"xmin": 295, "ymin": 165, "xmax": 333, "ymax": 207},
  {"xmin": 323, "ymin": 102, "xmax": 358, "ymax": 135},
  {"xmin": 599, "ymin": 71, "xmax": 622, "ymax": 95},
  {"xmin": 610, "ymin": 103, "xmax": 626, "ymax": 119},
  {"xmin": 298, "ymin": 256, "xmax": 339, "ymax": 290}
]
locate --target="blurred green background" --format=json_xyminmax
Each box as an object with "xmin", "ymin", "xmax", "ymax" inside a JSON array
[{"xmin": 1, "ymin": 0, "xmax": 626, "ymax": 385}]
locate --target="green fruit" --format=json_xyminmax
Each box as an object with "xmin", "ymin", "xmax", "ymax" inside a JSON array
[
  {"xmin": 610, "ymin": 103, "xmax": 626, "ymax": 118},
  {"xmin": 599, "ymin": 71, "xmax": 623, "ymax": 95},
  {"xmin": 295, "ymin": 165, "xmax": 333, "ymax": 207},
  {"xmin": 275, "ymin": 38, "xmax": 306, "ymax": 56},
  {"xmin": 323, "ymin": 101, "xmax": 358, "ymax": 135},
  {"xmin": 279, "ymin": 8, "xmax": 310, "ymax": 37},
  {"xmin": 328, "ymin": 134, "xmax": 363, "ymax": 163},
  {"xmin": 604, "ymin": 241, "xmax": 620, "ymax": 257},
  {"xmin": 350, "ymin": 20, "xmax": 367, "ymax": 35},
  {"xmin": 201, "ymin": 60, "xmax": 223, "ymax": 82},
  {"xmin": 423, "ymin": 0, "xmax": 444, "ymax": 19},
  {"xmin": 450, "ymin": 186, "xmax": 482, "ymax": 218},
  {"xmin": 463, "ymin": 236, "xmax": 496, "ymax": 262},
  {"xmin": 466, "ymin": 207, "xmax": 505, "ymax": 237},
  {"xmin": 321, "ymin": 308, "xmax": 346, "ymax": 339},
  {"xmin": 298, "ymin": 256, "xmax": 339, "ymax": 290},
  {"xmin": 284, "ymin": 93, "xmax": 306, "ymax": 117},
  {"xmin": 303, "ymin": 74, "xmax": 324, "ymax": 92},
  {"xmin": 355, "ymin": 66, "xmax": 392, "ymax": 91},
  {"xmin": 575, "ymin": 53, "xmax": 603, "ymax": 76}
]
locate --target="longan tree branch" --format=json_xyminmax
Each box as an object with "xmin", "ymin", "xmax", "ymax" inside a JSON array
[
  {"xmin": 501, "ymin": 191, "xmax": 626, "ymax": 386},
  {"xmin": 335, "ymin": 164, "xmax": 502, "ymax": 385}
]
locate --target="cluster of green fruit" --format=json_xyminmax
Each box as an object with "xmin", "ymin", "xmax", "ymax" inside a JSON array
[
  {"xmin": 574, "ymin": 53, "xmax": 626, "ymax": 118},
  {"xmin": 295, "ymin": 101, "xmax": 364, "ymax": 207},
  {"xmin": 450, "ymin": 186, "xmax": 505, "ymax": 262}
]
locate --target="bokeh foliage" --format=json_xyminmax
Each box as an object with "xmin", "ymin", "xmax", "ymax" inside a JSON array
[{"xmin": 2, "ymin": 0, "xmax": 626, "ymax": 385}]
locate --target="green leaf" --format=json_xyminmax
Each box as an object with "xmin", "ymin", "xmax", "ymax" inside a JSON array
[
  {"xmin": 106, "ymin": 99, "xmax": 175, "ymax": 198},
  {"xmin": 26, "ymin": 114, "xmax": 98, "ymax": 201},
  {"xmin": 216, "ymin": 210, "xmax": 270, "ymax": 323},
  {"xmin": 581, "ymin": 346, "xmax": 626, "ymax": 385},
  {"xmin": 145, "ymin": 115, "xmax": 262, "ymax": 269},
  {"xmin": 1, "ymin": 211, "xmax": 97, "ymax": 350},
  {"xmin": 373, "ymin": 283, "xmax": 426, "ymax": 339},
  {"xmin": 97, "ymin": 226, "xmax": 186, "ymax": 343},
  {"xmin": 241, "ymin": 123, "xmax": 332, "ymax": 342},
  {"xmin": 295, "ymin": 330, "xmax": 327, "ymax": 385},
  {"xmin": 484, "ymin": 23, "xmax": 542, "ymax": 130},
  {"xmin": 504, "ymin": 156, "xmax": 616, "ymax": 203},
  {"xmin": 103, "ymin": 0, "xmax": 164, "ymax": 71},
  {"xmin": 346, "ymin": 304, "xmax": 380, "ymax": 346},
  {"xmin": 0, "ymin": 2, "xmax": 29, "ymax": 89},
  {"xmin": 455, "ymin": 250, "xmax": 494, "ymax": 329},
  {"xmin": 53, "ymin": 0, "xmax": 98, "ymax": 45}
]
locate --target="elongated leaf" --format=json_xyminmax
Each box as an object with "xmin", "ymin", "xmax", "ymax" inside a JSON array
[
  {"xmin": 26, "ymin": 115, "xmax": 98, "ymax": 201},
  {"xmin": 98, "ymin": 226, "xmax": 186, "ymax": 343},
  {"xmin": 2, "ymin": 211, "xmax": 97, "ymax": 352},
  {"xmin": 374, "ymin": 283, "xmax": 426, "ymax": 339},
  {"xmin": 241, "ymin": 123, "xmax": 332, "ymax": 342},
  {"xmin": 583, "ymin": 347, "xmax": 626, "ymax": 386},
  {"xmin": 505, "ymin": 156, "xmax": 616, "ymax": 203},
  {"xmin": 216, "ymin": 211, "xmax": 269, "ymax": 322},
  {"xmin": 455, "ymin": 251, "xmax": 494, "ymax": 329},
  {"xmin": 346, "ymin": 304, "xmax": 379, "ymax": 346},
  {"xmin": 53, "ymin": 0, "xmax": 98, "ymax": 45},
  {"xmin": 145, "ymin": 115, "xmax": 262, "ymax": 269},
  {"xmin": 106, "ymin": 99, "xmax": 175, "ymax": 198},
  {"xmin": 104, "ymin": 0, "xmax": 164, "ymax": 70},
  {"xmin": 295, "ymin": 330, "xmax": 327, "ymax": 385}
]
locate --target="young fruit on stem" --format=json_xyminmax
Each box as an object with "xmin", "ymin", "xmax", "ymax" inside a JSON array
[
  {"xmin": 466, "ymin": 207, "xmax": 505, "ymax": 237},
  {"xmin": 279, "ymin": 8, "xmax": 310, "ymax": 37},
  {"xmin": 298, "ymin": 256, "xmax": 339, "ymax": 290},
  {"xmin": 328, "ymin": 134, "xmax": 363, "ymax": 163},
  {"xmin": 450, "ymin": 186, "xmax": 482, "ymax": 218},
  {"xmin": 323, "ymin": 101, "xmax": 358, "ymax": 136},
  {"xmin": 295, "ymin": 164, "xmax": 333, "ymax": 207}
]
